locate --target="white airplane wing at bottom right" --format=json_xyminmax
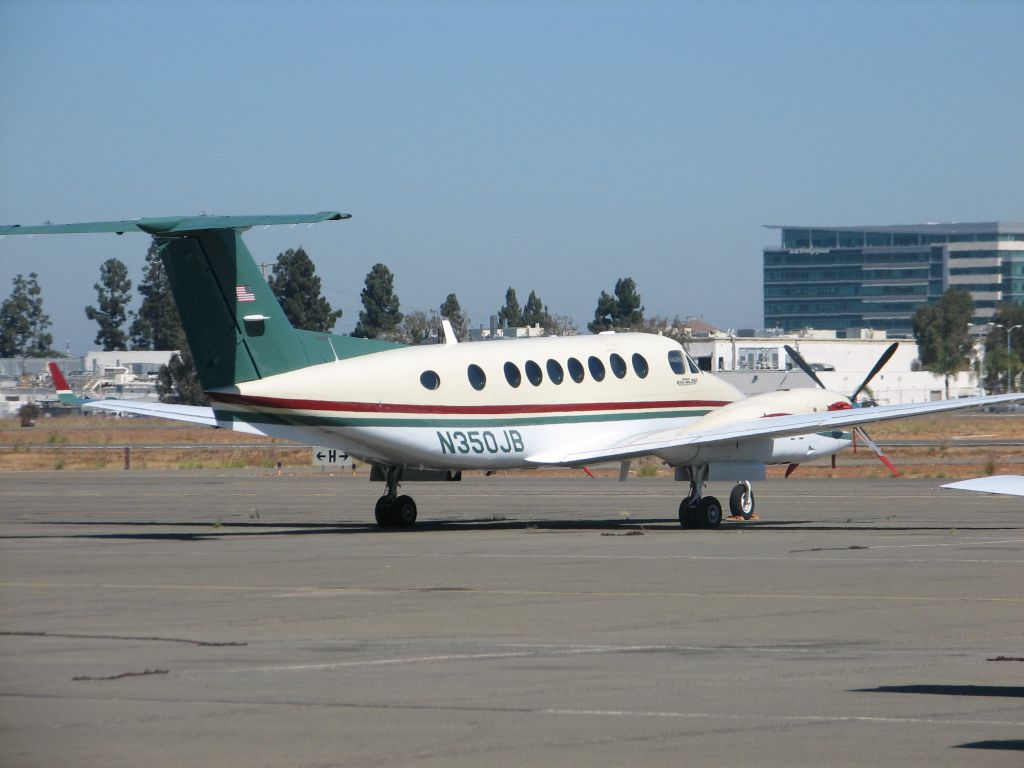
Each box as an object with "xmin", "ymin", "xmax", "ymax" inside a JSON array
[{"xmin": 942, "ymin": 476, "xmax": 1024, "ymax": 497}]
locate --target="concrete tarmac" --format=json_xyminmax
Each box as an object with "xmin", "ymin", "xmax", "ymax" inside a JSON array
[{"xmin": 1, "ymin": 471, "xmax": 1022, "ymax": 767}]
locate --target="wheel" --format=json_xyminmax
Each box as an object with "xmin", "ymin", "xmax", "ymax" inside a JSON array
[
  {"xmin": 729, "ymin": 483, "xmax": 755, "ymax": 520},
  {"xmin": 374, "ymin": 496, "xmax": 396, "ymax": 527},
  {"xmin": 699, "ymin": 496, "xmax": 723, "ymax": 529},
  {"xmin": 678, "ymin": 498, "xmax": 700, "ymax": 528},
  {"xmin": 392, "ymin": 495, "xmax": 417, "ymax": 527}
]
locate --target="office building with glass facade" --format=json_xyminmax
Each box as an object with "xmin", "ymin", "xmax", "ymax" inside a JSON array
[{"xmin": 763, "ymin": 222, "xmax": 1024, "ymax": 336}]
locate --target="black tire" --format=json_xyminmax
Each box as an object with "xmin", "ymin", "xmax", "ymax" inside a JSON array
[
  {"xmin": 699, "ymin": 496, "xmax": 723, "ymax": 529},
  {"xmin": 374, "ymin": 496, "xmax": 395, "ymax": 527},
  {"xmin": 729, "ymin": 483, "xmax": 755, "ymax": 520},
  {"xmin": 393, "ymin": 495, "xmax": 417, "ymax": 527},
  {"xmin": 678, "ymin": 498, "xmax": 699, "ymax": 528}
]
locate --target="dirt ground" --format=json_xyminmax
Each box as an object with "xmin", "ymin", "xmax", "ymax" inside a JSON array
[{"xmin": 0, "ymin": 410, "xmax": 1021, "ymax": 478}]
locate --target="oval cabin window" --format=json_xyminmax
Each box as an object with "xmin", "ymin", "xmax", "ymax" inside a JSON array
[
  {"xmin": 525, "ymin": 360, "xmax": 543, "ymax": 386},
  {"xmin": 631, "ymin": 353, "xmax": 649, "ymax": 378},
  {"xmin": 546, "ymin": 359, "xmax": 564, "ymax": 384},
  {"xmin": 504, "ymin": 362, "xmax": 522, "ymax": 388},
  {"xmin": 609, "ymin": 353, "xmax": 627, "ymax": 379},
  {"xmin": 467, "ymin": 364, "xmax": 487, "ymax": 391},
  {"xmin": 588, "ymin": 356, "xmax": 606, "ymax": 382},
  {"xmin": 567, "ymin": 357, "xmax": 585, "ymax": 383},
  {"xmin": 420, "ymin": 370, "xmax": 440, "ymax": 390}
]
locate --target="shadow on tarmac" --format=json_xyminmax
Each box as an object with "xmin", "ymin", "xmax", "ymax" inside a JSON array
[
  {"xmin": 855, "ymin": 684, "xmax": 1024, "ymax": 698},
  {"xmin": 2, "ymin": 517, "xmax": 1020, "ymax": 541},
  {"xmin": 955, "ymin": 740, "xmax": 1024, "ymax": 752}
]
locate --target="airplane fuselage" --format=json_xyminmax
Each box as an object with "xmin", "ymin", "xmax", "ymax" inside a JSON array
[{"xmin": 207, "ymin": 332, "xmax": 854, "ymax": 470}]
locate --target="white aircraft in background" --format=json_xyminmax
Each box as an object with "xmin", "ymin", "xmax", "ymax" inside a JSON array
[{"xmin": 6, "ymin": 211, "xmax": 1022, "ymax": 528}]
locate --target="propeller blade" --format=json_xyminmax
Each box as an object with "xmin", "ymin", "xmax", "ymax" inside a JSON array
[
  {"xmin": 784, "ymin": 345, "xmax": 826, "ymax": 389},
  {"xmin": 854, "ymin": 427, "xmax": 901, "ymax": 477},
  {"xmin": 851, "ymin": 342, "xmax": 899, "ymax": 402}
]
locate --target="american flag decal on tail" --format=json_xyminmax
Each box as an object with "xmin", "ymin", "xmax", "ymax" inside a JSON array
[{"xmin": 235, "ymin": 286, "xmax": 256, "ymax": 302}]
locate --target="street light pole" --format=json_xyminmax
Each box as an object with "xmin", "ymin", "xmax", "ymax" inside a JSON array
[
  {"xmin": 967, "ymin": 322, "xmax": 988, "ymax": 396},
  {"xmin": 1009, "ymin": 324, "xmax": 1022, "ymax": 393}
]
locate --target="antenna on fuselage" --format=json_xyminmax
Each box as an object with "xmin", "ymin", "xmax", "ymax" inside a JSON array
[{"xmin": 440, "ymin": 319, "xmax": 459, "ymax": 346}]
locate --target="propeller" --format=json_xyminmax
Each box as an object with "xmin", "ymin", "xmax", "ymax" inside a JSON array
[
  {"xmin": 851, "ymin": 343, "xmax": 898, "ymax": 402},
  {"xmin": 784, "ymin": 343, "xmax": 901, "ymax": 477},
  {"xmin": 783, "ymin": 345, "xmax": 826, "ymax": 389}
]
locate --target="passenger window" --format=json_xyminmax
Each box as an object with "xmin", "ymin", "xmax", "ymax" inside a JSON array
[
  {"xmin": 588, "ymin": 355, "xmax": 606, "ymax": 382},
  {"xmin": 525, "ymin": 360, "xmax": 543, "ymax": 386},
  {"xmin": 420, "ymin": 370, "xmax": 440, "ymax": 390},
  {"xmin": 503, "ymin": 361, "xmax": 521, "ymax": 388},
  {"xmin": 567, "ymin": 357, "xmax": 585, "ymax": 383},
  {"xmin": 546, "ymin": 359, "xmax": 564, "ymax": 384},
  {"xmin": 631, "ymin": 353, "xmax": 649, "ymax": 378},
  {"xmin": 668, "ymin": 350, "xmax": 686, "ymax": 375},
  {"xmin": 467, "ymin": 364, "xmax": 486, "ymax": 391},
  {"xmin": 609, "ymin": 353, "xmax": 627, "ymax": 379}
]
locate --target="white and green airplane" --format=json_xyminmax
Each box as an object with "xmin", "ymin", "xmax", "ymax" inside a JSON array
[{"xmin": 6, "ymin": 211, "xmax": 1022, "ymax": 528}]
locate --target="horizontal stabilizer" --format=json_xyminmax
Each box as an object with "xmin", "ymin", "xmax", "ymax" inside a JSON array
[
  {"xmin": 83, "ymin": 399, "xmax": 266, "ymax": 436},
  {"xmin": 0, "ymin": 211, "xmax": 348, "ymax": 236}
]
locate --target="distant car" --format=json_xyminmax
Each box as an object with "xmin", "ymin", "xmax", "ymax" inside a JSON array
[
  {"xmin": 856, "ymin": 398, "xmax": 878, "ymax": 408},
  {"xmin": 809, "ymin": 362, "xmax": 835, "ymax": 371}
]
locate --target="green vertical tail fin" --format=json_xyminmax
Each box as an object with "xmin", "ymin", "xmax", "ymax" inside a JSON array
[
  {"xmin": 156, "ymin": 225, "xmax": 404, "ymax": 391},
  {"xmin": 158, "ymin": 229, "xmax": 312, "ymax": 389}
]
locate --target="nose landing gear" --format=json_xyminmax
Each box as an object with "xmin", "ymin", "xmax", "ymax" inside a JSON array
[{"xmin": 728, "ymin": 481, "xmax": 755, "ymax": 520}]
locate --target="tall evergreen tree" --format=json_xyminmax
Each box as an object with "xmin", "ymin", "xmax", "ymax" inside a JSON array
[
  {"xmin": 268, "ymin": 247, "xmax": 342, "ymax": 332},
  {"xmin": 497, "ymin": 287, "xmax": 523, "ymax": 327},
  {"xmin": 521, "ymin": 290, "xmax": 547, "ymax": 327},
  {"xmin": 588, "ymin": 277, "xmax": 644, "ymax": 333},
  {"xmin": 911, "ymin": 288, "xmax": 974, "ymax": 399},
  {"xmin": 0, "ymin": 272, "xmax": 52, "ymax": 357},
  {"xmin": 353, "ymin": 263, "xmax": 402, "ymax": 338},
  {"xmin": 439, "ymin": 293, "xmax": 468, "ymax": 341},
  {"xmin": 85, "ymin": 257, "xmax": 132, "ymax": 351},
  {"xmin": 130, "ymin": 241, "xmax": 186, "ymax": 351}
]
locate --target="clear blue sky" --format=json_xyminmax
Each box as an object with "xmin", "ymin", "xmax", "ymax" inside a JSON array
[{"xmin": 2, "ymin": 0, "xmax": 1022, "ymax": 354}]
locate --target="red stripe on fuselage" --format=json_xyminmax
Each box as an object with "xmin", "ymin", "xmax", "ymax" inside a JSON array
[{"xmin": 208, "ymin": 392, "xmax": 731, "ymax": 415}]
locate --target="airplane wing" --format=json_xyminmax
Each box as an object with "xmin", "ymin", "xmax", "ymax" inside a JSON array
[
  {"xmin": 82, "ymin": 399, "xmax": 268, "ymax": 436},
  {"xmin": 527, "ymin": 393, "xmax": 1024, "ymax": 465},
  {"xmin": 942, "ymin": 476, "xmax": 1024, "ymax": 497}
]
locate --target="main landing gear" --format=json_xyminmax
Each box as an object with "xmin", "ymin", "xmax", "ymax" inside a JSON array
[
  {"xmin": 678, "ymin": 465, "xmax": 722, "ymax": 529},
  {"xmin": 677, "ymin": 468, "xmax": 757, "ymax": 528},
  {"xmin": 374, "ymin": 466, "xmax": 417, "ymax": 528}
]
